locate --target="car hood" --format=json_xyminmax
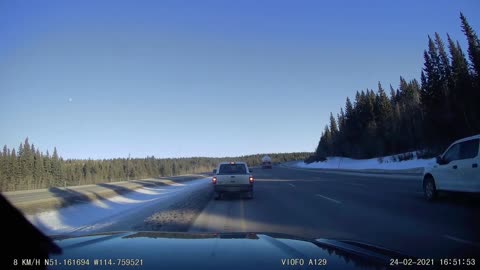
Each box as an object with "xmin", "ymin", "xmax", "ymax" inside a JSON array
[{"xmin": 48, "ymin": 231, "xmax": 408, "ymax": 270}]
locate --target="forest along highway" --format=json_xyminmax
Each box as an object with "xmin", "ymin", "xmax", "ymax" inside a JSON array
[{"xmin": 189, "ymin": 165, "xmax": 480, "ymax": 259}]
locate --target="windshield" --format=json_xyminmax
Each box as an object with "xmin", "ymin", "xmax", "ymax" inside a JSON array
[
  {"xmin": 218, "ymin": 164, "xmax": 247, "ymax": 175},
  {"xmin": 1, "ymin": 1, "xmax": 479, "ymax": 269}
]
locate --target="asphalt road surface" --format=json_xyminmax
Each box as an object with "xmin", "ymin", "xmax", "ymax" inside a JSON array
[
  {"xmin": 189, "ymin": 165, "xmax": 480, "ymax": 259},
  {"xmin": 17, "ymin": 165, "xmax": 480, "ymax": 259}
]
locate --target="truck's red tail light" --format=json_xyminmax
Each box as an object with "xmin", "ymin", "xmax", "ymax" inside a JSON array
[
  {"xmin": 212, "ymin": 177, "xmax": 217, "ymax": 184},
  {"xmin": 249, "ymin": 176, "xmax": 254, "ymax": 183}
]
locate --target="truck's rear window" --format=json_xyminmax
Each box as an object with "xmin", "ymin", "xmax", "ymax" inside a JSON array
[{"xmin": 218, "ymin": 164, "xmax": 247, "ymax": 175}]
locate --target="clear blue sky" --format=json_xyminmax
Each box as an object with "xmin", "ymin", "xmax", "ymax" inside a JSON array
[{"xmin": 1, "ymin": 0, "xmax": 479, "ymax": 159}]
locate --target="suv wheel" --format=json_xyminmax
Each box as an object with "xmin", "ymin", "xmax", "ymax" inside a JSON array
[{"xmin": 423, "ymin": 177, "xmax": 437, "ymax": 201}]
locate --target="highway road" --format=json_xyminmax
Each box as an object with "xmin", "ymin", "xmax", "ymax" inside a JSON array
[
  {"xmin": 190, "ymin": 165, "xmax": 480, "ymax": 259},
  {"xmin": 16, "ymin": 165, "xmax": 480, "ymax": 259}
]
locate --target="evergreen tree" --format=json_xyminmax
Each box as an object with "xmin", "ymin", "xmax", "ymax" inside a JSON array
[
  {"xmin": 389, "ymin": 84, "xmax": 399, "ymax": 105},
  {"xmin": 329, "ymin": 112, "xmax": 338, "ymax": 135},
  {"xmin": 374, "ymin": 82, "xmax": 393, "ymax": 154},
  {"xmin": 21, "ymin": 138, "xmax": 35, "ymax": 188},
  {"xmin": 33, "ymin": 149, "xmax": 44, "ymax": 189},
  {"xmin": 435, "ymin": 32, "xmax": 452, "ymax": 90},
  {"xmin": 43, "ymin": 150, "xmax": 52, "ymax": 185},
  {"xmin": 447, "ymin": 35, "xmax": 474, "ymax": 135},
  {"xmin": 459, "ymin": 13, "xmax": 480, "ymax": 131},
  {"xmin": 336, "ymin": 108, "xmax": 346, "ymax": 156},
  {"xmin": 421, "ymin": 36, "xmax": 449, "ymax": 147},
  {"xmin": 9, "ymin": 148, "xmax": 18, "ymax": 190},
  {"xmin": 460, "ymin": 13, "xmax": 480, "ymax": 79},
  {"xmin": 0, "ymin": 146, "xmax": 6, "ymax": 190},
  {"xmin": 329, "ymin": 113, "xmax": 338, "ymax": 155},
  {"xmin": 310, "ymin": 15, "xmax": 479, "ymax": 160},
  {"xmin": 51, "ymin": 147, "xmax": 62, "ymax": 184}
]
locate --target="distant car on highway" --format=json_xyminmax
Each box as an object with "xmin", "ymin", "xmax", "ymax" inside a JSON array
[
  {"xmin": 261, "ymin": 155, "xmax": 272, "ymax": 169},
  {"xmin": 422, "ymin": 134, "xmax": 480, "ymax": 201},
  {"xmin": 212, "ymin": 162, "xmax": 254, "ymax": 199}
]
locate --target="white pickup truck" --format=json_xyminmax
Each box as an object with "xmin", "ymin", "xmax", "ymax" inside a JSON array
[
  {"xmin": 212, "ymin": 162, "xmax": 254, "ymax": 200},
  {"xmin": 423, "ymin": 134, "xmax": 480, "ymax": 201}
]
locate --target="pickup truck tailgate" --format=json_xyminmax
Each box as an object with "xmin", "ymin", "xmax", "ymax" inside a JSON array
[{"xmin": 217, "ymin": 174, "xmax": 250, "ymax": 185}]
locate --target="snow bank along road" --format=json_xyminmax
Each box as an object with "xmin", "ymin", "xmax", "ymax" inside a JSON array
[
  {"xmin": 4, "ymin": 174, "xmax": 209, "ymax": 214},
  {"xmin": 292, "ymin": 155, "xmax": 435, "ymax": 171},
  {"xmin": 21, "ymin": 166, "xmax": 480, "ymax": 259}
]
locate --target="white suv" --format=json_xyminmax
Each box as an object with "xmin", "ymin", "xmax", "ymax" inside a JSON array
[{"xmin": 423, "ymin": 134, "xmax": 480, "ymax": 201}]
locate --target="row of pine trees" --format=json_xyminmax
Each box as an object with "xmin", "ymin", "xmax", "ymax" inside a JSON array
[
  {"xmin": 311, "ymin": 14, "xmax": 480, "ymax": 161},
  {"xmin": 0, "ymin": 139, "xmax": 310, "ymax": 192}
]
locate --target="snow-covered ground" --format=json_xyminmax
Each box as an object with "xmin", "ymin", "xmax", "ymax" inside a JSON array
[
  {"xmin": 27, "ymin": 178, "xmax": 210, "ymax": 236},
  {"xmin": 293, "ymin": 153, "xmax": 435, "ymax": 170}
]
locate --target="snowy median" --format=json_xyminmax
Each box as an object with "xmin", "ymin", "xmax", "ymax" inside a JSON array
[
  {"xmin": 4, "ymin": 174, "xmax": 210, "ymax": 214},
  {"xmin": 27, "ymin": 178, "xmax": 212, "ymax": 236}
]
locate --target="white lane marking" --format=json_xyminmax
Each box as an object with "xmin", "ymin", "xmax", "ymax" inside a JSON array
[
  {"xmin": 315, "ymin": 194, "xmax": 342, "ymax": 204},
  {"xmin": 256, "ymin": 179, "xmax": 330, "ymax": 182},
  {"xmin": 288, "ymin": 183, "xmax": 296, "ymax": 188},
  {"xmin": 256, "ymin": 179, "xmax": 295, "ymax": 182},
  {"xmin": 444, "ymin": 235, "xmax": 480, "ymax": 247}
]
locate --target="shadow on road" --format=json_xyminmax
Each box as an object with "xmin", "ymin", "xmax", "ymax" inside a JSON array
[
  {"xmin": 131, "ymin": 180, "xmax": 160, "ymax": 187},
  {"xmin": 96, "ymin": 183, "xmax": 135, "ymax": 196},
  {"xmin": 48, "ymin": 187, "xmax": 96, "ymax": 207},
  {"xmin": 215, "ymin": 193, "xmax": 250, "ymax": 201},
  {"xmin": 97, "ymin": 179, "xmax": 190, "ymax": 196},
  {"xmin": 436, "ymin": 192, "xmax": 480, "ymax": 207}
]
